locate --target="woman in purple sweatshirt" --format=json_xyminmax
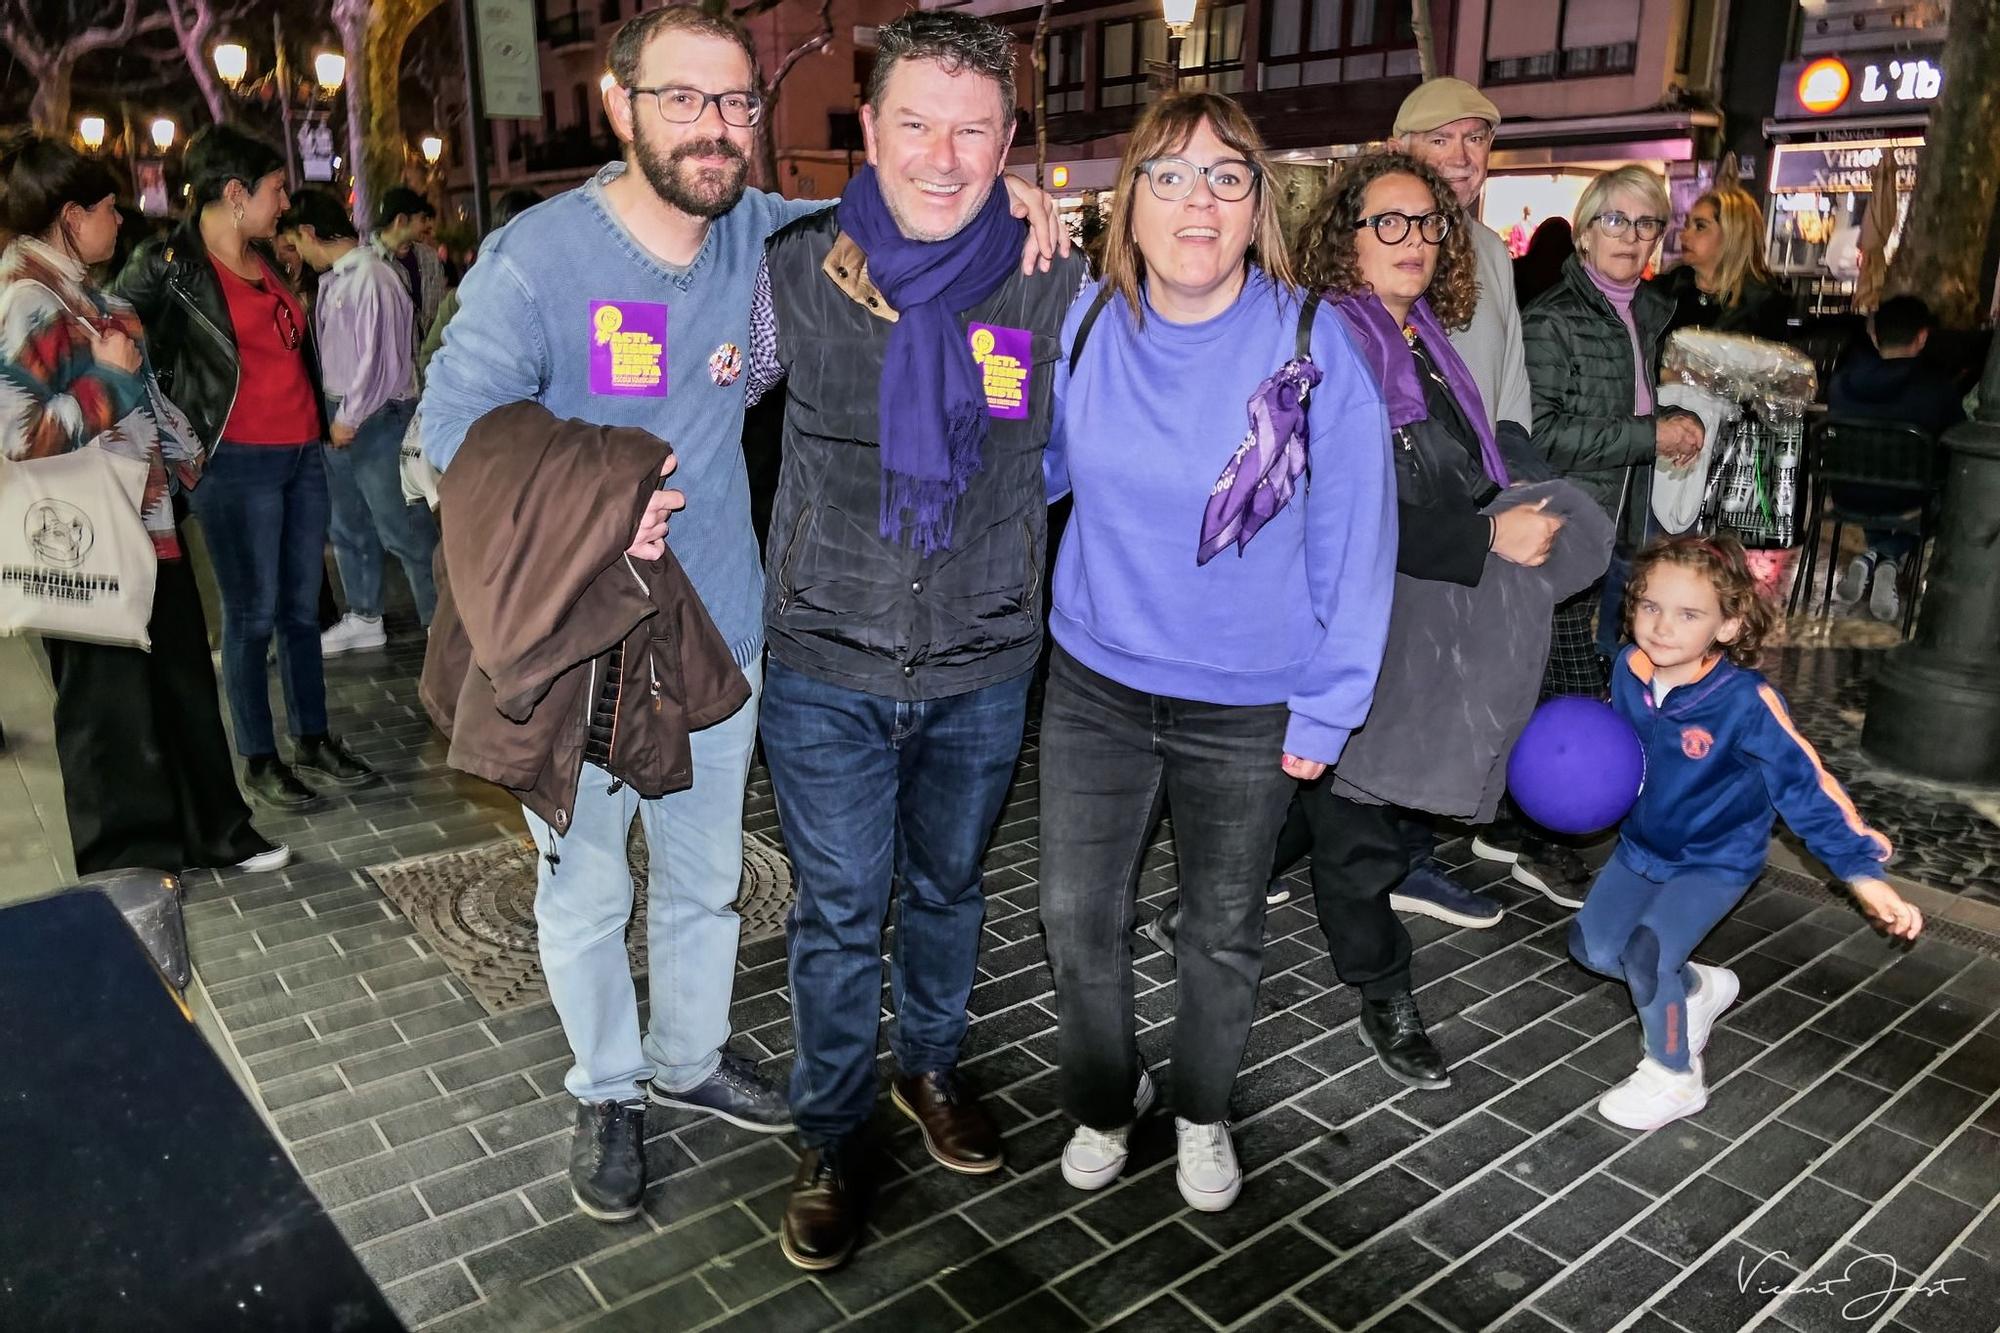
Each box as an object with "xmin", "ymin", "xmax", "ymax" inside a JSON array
[{"xmin": 1038, "ymin": 92, "xmax": 1396, "ymax": 1214}]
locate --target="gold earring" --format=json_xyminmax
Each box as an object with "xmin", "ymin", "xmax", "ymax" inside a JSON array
[{"xmin": 232, "ymin": 205, "xmax": 244, "ymax": 227}]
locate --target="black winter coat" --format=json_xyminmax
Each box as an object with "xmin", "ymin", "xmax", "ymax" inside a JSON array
[
  {"xmin": 112, "ymin": 220, "xmax": 327, "ymax": 452},
  {"xmin": 1649, "ymin": 264, "xmax": 1792, "ymax": 340},
  {"xmin": 1522, "ymin": 255, "xmax": 1691, "ymax": 546}
]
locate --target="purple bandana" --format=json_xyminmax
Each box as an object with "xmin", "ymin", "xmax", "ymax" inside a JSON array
[
  {"xmin": 1196, "ymin": 328, "xmax": 1324, "ymax": 565},
  {"xmin": 1331, "ymin": 292, "xmax": 1510, "ymax": 487}
]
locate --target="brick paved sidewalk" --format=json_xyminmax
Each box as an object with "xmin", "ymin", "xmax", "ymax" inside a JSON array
[{"xmin": 136, "ymin": 632, "xmax": 2000, "ymax": 1331}]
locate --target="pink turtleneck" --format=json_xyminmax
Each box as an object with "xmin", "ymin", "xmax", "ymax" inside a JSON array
[{"xmin": 1586, "ymin": 265, "xmax": 1653, "ymax": 415}]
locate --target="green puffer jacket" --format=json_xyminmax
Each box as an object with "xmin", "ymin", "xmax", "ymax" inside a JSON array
[{"xmin": 1523, "ymin": 254, "xmax": 1689, "ymax": 546}]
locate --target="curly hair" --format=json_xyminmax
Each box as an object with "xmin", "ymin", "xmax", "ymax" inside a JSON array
[
  {"xmin": 1294, "ymin": 150, "xmax": 1477, "ymax": 329},
  {"xmin": 1622, "ymin": 534, "xmax": 1779, "ymax": 669}
]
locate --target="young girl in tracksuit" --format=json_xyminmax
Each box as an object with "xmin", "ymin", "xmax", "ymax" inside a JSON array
[{"xmin": 1569, "ymin": 534, "xmax": 1923, "ymax": 1132}]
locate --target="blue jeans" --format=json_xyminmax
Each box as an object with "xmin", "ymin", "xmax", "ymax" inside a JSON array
[
  {"xmin": 762, "ymin": 657, "xmax": 1032, "ymax": 1147},
  {"xmin": 520, "ymin": 659, "xmax": 762, "ymax": 1105},
  {"xmin": 1568, "ymin": 854, "xmax": 1755, "ymax": 1072},
  {"xmin": 188, "ymin": 440, "xmax": 330, "ymax": 756},
  {"xmin": 324, "ymin": 398, "xmax": 437, "ymax": 625}
]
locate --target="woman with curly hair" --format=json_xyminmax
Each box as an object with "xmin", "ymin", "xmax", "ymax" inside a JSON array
[
  {"xmin": 1569, "ymin": 534, "xmax": 1919, "ymax": 1131},
  {"xmin": 1040, "ymin": 92, "xmax": 1395, "ymax": 1212},
  {"xmin": 1278, "ymin": 150, "xmax": 1612, "ymax": 1088}
]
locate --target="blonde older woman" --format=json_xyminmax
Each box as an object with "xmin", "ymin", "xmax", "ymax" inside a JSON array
[
  {"xmin": 1040, "ymin": 91, "xmax": 1395, "ymax": 1212},
  {"xmin": 1652, "ymin": 187, "xmax": 1790, "ymax": 338},
  {"xmin": 1516, "ymin": 164, "xmax": 1704, "ymax": 902}
]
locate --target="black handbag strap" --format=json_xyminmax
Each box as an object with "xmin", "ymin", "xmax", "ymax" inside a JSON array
[{"xmin": 1067, "ymin": 285, "xmax": 1322, "ymax": 378}]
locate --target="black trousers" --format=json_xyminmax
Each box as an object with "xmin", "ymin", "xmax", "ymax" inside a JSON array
[
  {"xmin": 1295, "ymin": 782, "xmax": 1417, "ymax": 1003},
  {"xmin": 43, "ymin": 555, "xmax": 264, "ymax": 875},
  {"xmin": 1040, "ymin": 647, "xmax": 1296, "ymax": 1128}
]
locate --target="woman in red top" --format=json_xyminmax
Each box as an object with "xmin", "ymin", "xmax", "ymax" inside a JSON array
[{"xmin": 117, "ymin": 125, "xmax": 377, "ymax": 809}]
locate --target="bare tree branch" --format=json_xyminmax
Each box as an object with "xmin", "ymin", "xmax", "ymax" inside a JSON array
[{"xmin": 767, "ymin": 0, "xmax": 834, "ymax": 93}]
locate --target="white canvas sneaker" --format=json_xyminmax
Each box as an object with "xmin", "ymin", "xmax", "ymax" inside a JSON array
[
  {"xmin": 1598, "ymin": 1056, "xmax": 1708, "ymax": 1131},
  {"xmin": 1685, "ymin": 963, "xmax": 1740, "ymax": 1056},
  {"xmin": 321, "ymin": 612, "xmax": 387, "ymax": 656},
  {"xmin": 1173, "ymin": 1117, "xmax": 1241, "ymax": 1212},
  {"xmin": 234, "ymin": 843, "xmax": 292, "ymax": 873},
  {"xmin": 1061, "ymin": 1069, "xmax": 1156, "ymax": 1191}
]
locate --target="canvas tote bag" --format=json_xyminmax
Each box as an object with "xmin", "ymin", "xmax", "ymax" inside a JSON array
[{"xmin": 0, "ymin": 447, "xmax": 157, "ymax": 649}]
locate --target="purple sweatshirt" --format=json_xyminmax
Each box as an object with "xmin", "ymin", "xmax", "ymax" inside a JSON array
[
  {"xmin": 315, "ymin": 243, "xmax": 416, "ymax": 431},
  {"xmin": 1045, "ymin": 270, "xmax": 1398, "ymax": 764}
]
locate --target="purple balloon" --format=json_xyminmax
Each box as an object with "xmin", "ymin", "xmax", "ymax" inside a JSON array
[{"xmin": 1506, "ymin": 698, "xmax": 1646, "ymax": 836}]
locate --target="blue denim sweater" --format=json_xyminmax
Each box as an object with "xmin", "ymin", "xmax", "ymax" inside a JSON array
[{"xmin": 421, "ymin": 164, "xmax": 824, "ymax": 667}]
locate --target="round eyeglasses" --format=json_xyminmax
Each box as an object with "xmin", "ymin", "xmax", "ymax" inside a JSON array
[
  {"xmin": 1354, "ymin": 210, "xmax": 1453, "ymax": 246},
  {"xmin": 1593, "ymin": 210, "xmax": 1666, "ymax": 240},
  {"xmin": 627, "ymin": 84, "xmax": 764, "ymax": 128},
  {"xmin": 1136, "ymin": 156, "xmax": 1260, "ymax": 203}
]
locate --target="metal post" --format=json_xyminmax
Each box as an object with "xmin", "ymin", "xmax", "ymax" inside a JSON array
[
  {"xmin": 455, "ymin": 0, "xmax": 492, "ymax": 237},
  {"xmin": 1861, "ymin": 333, "xmax": 2000, "ymax": 784},
  {"xmin": 275, "ymin": 12, "xmax": 300, "ymax": 192}
]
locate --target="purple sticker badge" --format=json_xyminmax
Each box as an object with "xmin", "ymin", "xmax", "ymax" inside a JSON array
[
  {"xmin": 968, "ymin": 323, "xmax": 1030, "ymax": 420},
  {"xmin": 589, "ymin": 300, "xmax": 669, "ymax": 396}
]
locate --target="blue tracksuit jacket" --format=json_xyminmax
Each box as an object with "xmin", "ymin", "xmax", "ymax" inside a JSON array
[{"xmin": 1610, "ymin": 645, "xmax": 1893, "ymax": 884}]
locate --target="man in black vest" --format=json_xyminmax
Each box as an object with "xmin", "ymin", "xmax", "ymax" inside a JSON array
[{"xmin": 743, "ymin": 9, "xmax": 1088, "ymax": 1271}]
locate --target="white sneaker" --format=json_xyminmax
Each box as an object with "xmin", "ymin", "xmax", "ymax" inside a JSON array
[
  {"xmin": 234, "ymin": 843, "xmax": 292, "ymax": 873},
  {"xmin": 1061, "ymin": 1069, "xmax": 1157, "ymax": 1191},
  {"xmin": 1869, "ymin": 561, "xmax": 1902, "ymax": 622},
  {"xmin": 1833, "ymin": 554, "xmax": 1874, "ymax": 605},
  {"xmin": 1685, "ymin": 964, "xmax": 1739, "ymax": 1056},
  {"xmin": 1173, "ymin": 1117, "xmax": 1241, "ymax": 1212},
  {"xmin": 1597, "ymin": 1056, "xmax": 1708, "ymax": 1131},
  {"xmin": 321, "ymin": 612, "xmax": 387, "ymax": 656}
]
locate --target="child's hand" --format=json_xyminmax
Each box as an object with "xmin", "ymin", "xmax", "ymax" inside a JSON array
[{"xmin": 1851, "ymin": 877, "xmax": 1923, "ymax": 941}]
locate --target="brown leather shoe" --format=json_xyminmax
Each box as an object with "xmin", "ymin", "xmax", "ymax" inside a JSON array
[
  {"xmin": 779, "ymin": 1144, "xmax": 862, "ymax": 1271},
  {"xmin": 891, "ymin": 1069, "xmax": 1003, "ymax": 1175}
]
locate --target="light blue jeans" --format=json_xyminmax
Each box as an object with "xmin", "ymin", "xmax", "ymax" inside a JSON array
[{"xmin": 521, "ymin": 658, "xmax": 762, "ymax": 1105}]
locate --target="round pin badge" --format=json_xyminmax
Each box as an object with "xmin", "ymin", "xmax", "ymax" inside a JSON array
[{"xmin": 708, "ymin": 341, "xmax": 743, "ymax": 387}]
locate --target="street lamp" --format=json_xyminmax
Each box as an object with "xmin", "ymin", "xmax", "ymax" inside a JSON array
[
  {"xmin": 1162, "ymin": 0, "xmax": 1199, "ymax": 71},
  {"xmin": 313, "ymin": 51, "xmax": 346, "ymax": 96},
  {"xmin": 150, "ymin": 118, "xmax": 177, "ymax": 153},
  {"xmin": 77, "ymin": 116, "xmax": 107, "ymax": 151},
  {"xmin": 213, "ymin": 42, "xmax": 249, "ymax": 90},
  {"xmin": 420, "ymin": 135, "xmax": 444, "ymax": 166}
]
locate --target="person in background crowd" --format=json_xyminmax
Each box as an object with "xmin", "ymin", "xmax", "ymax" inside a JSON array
[
  {"xmin": 746, "ymin": 9, "xmax": 1083, "ymax": 1268},
  {"xmin": 0, "ymin": 132, "xmax": 288, "ymax": 875},
  {"xmin": 1387, "ymin": 76, "xmax": 1566, "ymax": 924},
  {"xmin": 116, "ymin": 124, "xmax": 378, "ymax": 811},
  {"xmin": 1514, "ymin": 216, "xmax": 1572, "ymax": 307},
  {"xmin": 1520, "ymin": 164, "xmax": 1703, "ymax": 906},
  {"xmin": 1825, "ymin": 294, "xmax": 1964, "ymax": 622},
  {"xmin": 371, "ymin": 186, "xmax": 446, "ymax": 336},
  {"xmin": 1041, "ymin": 94, "xmax": 1393, "ymax": 1212},
  {"xmin": 280, "ymin": 188, "xmax": 437, "ymax": 652},
  {"xmin": 417, "ymin": 187, "xmax": 543, "ymax": 379},
  {"xmin": 1651, "ymin": 188, "xmax": 1789, "ymax": 339}
]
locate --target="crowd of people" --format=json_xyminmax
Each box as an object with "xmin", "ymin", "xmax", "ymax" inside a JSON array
[{"xmin": 2, "ymin": 3, "xmax": 1929, "ymax": 1281}]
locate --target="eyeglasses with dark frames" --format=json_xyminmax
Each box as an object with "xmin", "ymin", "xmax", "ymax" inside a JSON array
[
  {"xmin": 1354, "ymin": 210, "xmax": 1454, "ymax": 246},
  {"xmin": 625, "ymin": 84, "xmax": 764, "ymax": 128},
  {"xmin": 1593, "ymin": 210, "xmax": 1667, "ymax": 240},
  {"xmin": 1135, "ymin": 156, "xmax": 1261, "ymax": 203}
]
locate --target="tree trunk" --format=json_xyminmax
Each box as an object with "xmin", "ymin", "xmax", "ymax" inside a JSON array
[
  {"xmin": 1888, "ymin": 0, "xmax": 2000, "ymax": 326},
  {"xmin": 363, "ymin": 0, "xmax": 448, "ymax": 228},
  {"xmin": 1032, "ymin": 0, "xmax": 1053, "ymax": 188},
  {"xmin": 165, "ymin": 0, "xmax": 230, "ymax": 125},
  {"xmin": 29, "ymin": 62, "xmax": 70, "ymax": 134},
  {"xmin": 1409, "ymin": 0, "xmax": 1438, "ymax": 81},
  {"xmin": 756, "ymin": 0, "xmax": 834, "ymax": 194},
  {"xmin": 332, "ymin": 0, "xmax": 373, "ymax": 231}
]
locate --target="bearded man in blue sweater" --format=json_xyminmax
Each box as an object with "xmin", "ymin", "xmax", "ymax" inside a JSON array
[{"xmin": 421, "ymin": 5, "xmax": 1062, "ymax": 1225}]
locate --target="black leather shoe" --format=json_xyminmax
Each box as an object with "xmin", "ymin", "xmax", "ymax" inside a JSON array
[
  {"xmin": 242, "ymin": 755, "xmax": 320, "ymax": 810},
  {"xmin": 891, "ymin": 1069, "xmax": 1002, "ymax": 1175},
  {"xmin": 780, "ymin": 1142, "xmax": 864, "ymax": 1271},
  {"xmin": 569, "ymin": 1100, "xmax": 645, "ymax": 1222},
  {"xmin": 1359, "ymin": 991, "xmax": 1451, "ymax": 1090},
  {"xmin": 293, "ymin": 733, "xmax": 380, "ymax": 789},
  {"xmin": 648, "ymin": 1050, "xmax": 793, "ymax": 1133}
]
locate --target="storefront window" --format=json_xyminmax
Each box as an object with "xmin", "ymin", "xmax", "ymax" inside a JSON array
[{"xmin": 1764, "ymin": 138, "xmax": 1921, "ymax": 279}]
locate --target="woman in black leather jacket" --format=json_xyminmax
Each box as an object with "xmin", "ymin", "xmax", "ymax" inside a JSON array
[{"xmin": 115, "ymin": 124, "xmax": 376, "ymax": 810}]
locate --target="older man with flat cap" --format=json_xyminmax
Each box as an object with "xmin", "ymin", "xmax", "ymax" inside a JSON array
[{"xmin": 1373, "ymin": 78, "xmax": 1596, "ymax": 923}]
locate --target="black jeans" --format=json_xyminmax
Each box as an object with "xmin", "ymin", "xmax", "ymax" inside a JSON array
[
  {"xmin": 1298, "ymin": 782, "xmax": 1416, "ymax": 1003},
  {"xmin": 1271, "ymin": 792, "xmax": 1434, "ymax": 880},
  {"xmin": 1039, "ymin": 646, "xmax": 1296, "ymax": 1129},
  {"xmin": 43, "ymin": 555, "xmax": 264, "ymax": 874}
]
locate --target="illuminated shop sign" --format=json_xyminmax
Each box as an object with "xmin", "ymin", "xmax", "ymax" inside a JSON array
[
  {"xmin": 1776, "ymin": 50, "xmax": 1943, "ymax": 118},
  {"xmin": 1768, "ymin": 138, "xmax": 1923, "ymax": 194}
]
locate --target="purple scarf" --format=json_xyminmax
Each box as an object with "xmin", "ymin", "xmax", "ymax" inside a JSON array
[
  {"xmin": 1196, "ymin": 313, "xmax": 1322, "ymax": 566},
  {"xmin": 1332, "ymin": 292, "xmax": 1510, "ymax": 487},
  {"xmin": 835, "ymin": 166, "xmax": 1025, "ymax": 554}
]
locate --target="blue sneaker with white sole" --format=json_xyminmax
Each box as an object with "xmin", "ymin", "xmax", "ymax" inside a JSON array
[{"xmin": 1389, "ymin": 863, "xmax": 1503, "ymax": 928}]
